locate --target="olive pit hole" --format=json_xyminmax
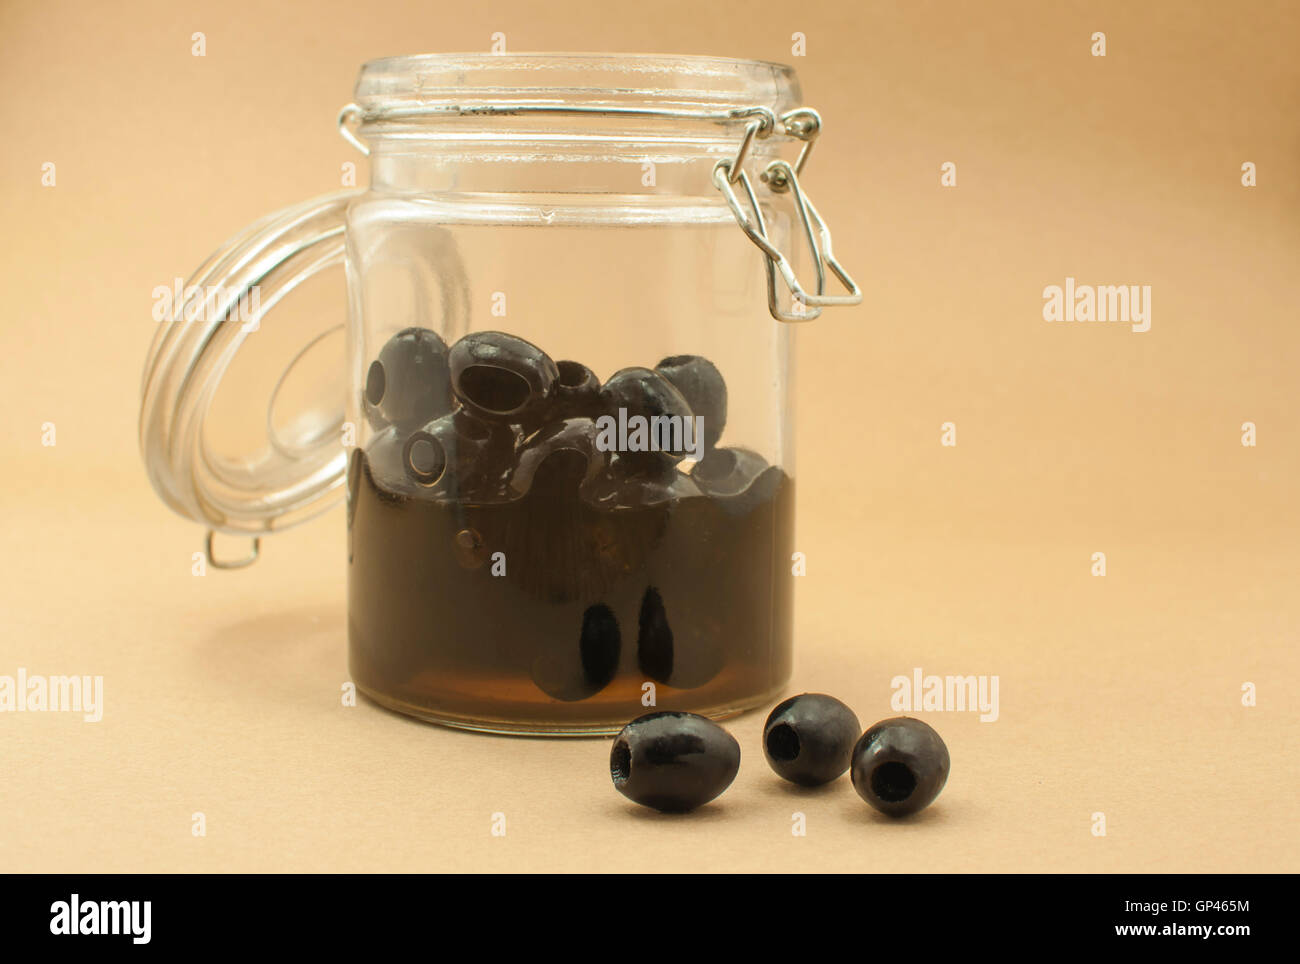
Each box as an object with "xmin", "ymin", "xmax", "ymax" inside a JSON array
[
  {"xmin": 766, "ymin": 723, "xmax": 800, "ymax": 762},
  {"xmin": 460, "ymin": 365, "xmax": 531, "ymax": 414},
  {"xmin": 557, "ymin": 360, "xmax": 588, "ymax": 388},
  {"xmin": 405, "ymin": 435, "xmax": 447, "ymax": 485},
  {"xmin": 871, "ymin": 761, "xmax": 917, "ymax": 802}
]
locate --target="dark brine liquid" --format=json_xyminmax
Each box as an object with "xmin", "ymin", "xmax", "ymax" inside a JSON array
[{"xmin": 346, "ymin": 450, "xmax": 795, "ymax": 733}]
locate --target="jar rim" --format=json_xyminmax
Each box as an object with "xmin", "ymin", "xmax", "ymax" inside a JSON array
[{"xmin": 354, "ymin": 51, "xmax": 801, "ymax": 114}]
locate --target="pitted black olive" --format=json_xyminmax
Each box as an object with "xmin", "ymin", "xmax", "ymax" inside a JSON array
[
  {"xmin": 633, "ymin": 585, "xmax": 721, "ymax": 690},
  {"xmin": 365, "ymin": 425, "xmax": 419, "ymax": 494},
  {"xmin": 467, "ymin": 414, "xmax": 522, "ymax": 500},
  {"xmin": 634, "ymin": 544, "xmax": 727, "ymax": 689},
  {"xmin": 635, "ymin": 586, "xmax": 674, "ymax": 684},
  {"xmin": 655, "ymin": 354, "xmax": 727, "ymax": 450},
  {"xmin": 692, "ymin": 446, "xmax": 783, "ymax": 515},
  {"xmin": 448, "ymin": 331, "xmax": 559, "ymax": 424},
  {"xmin": 851, "ymin": 717, "xmax": 951, "ymax": 817},
  {"xmin": 763, "ymin": 694, "xmax": 861, "ymax": 786},
  {"xmin": 363, "ymin": 398, "xmax": 388, "ymax": 432},
  {"xmin": 509, "ymin": 417, "xmax": 610, "ymax": 500},
  {"xmin": 692, "ymin": 446, "xmax": 765, "ymax": 494},
  {"xmin": 402, "ymin": 409, "xmax": 512, "ymax": 498},
  {"xmin": 610, "ymin": 712, "xmax": 740, "ymax": 812},
  {"xmin": 366, "ymin": 327, "xmax": 454, "ymax": 430},
  {"xmin": 530, "ymin": 603, "xmax": 622, "ymax": 702},
  {"xmin": 549, "ymin": 360, "xmax": 605, "ymax": 422},
  {"xmin": 402, "ymin": 431, "xmax": 449, "ymax": 487},
  {"xmin": 586, "ymin": 454, "xmax": 702, "ymax": 508},
  {"xmin": 599, "ymin": 367, "xmax": 696, "ymax": 465}
]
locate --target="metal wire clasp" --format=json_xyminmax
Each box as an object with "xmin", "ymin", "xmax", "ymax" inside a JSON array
[
  {"xmin": 713, "ymin": 108, "xmax": 862, "ymax": 323},
  {"xmin": 205, "ymin": 530, "xmax": 260, "ymax": 570},
  {"xmin": 338, "ymin": 103, "xmax": 368, "ymax": 155}
]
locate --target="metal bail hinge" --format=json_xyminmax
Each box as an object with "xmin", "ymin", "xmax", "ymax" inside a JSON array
[
  {"xmin": 713, "ymin": 107, "xmax": 863, "ymax": 323},
  {"xmin": 205, "ymin": 530, "xmax": 261, "ymax": 571}
]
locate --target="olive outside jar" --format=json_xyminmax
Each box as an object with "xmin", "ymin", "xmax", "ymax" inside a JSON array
[{"xmin": 139, "ymin": 53, "xmax": 861, "ymax": 735}]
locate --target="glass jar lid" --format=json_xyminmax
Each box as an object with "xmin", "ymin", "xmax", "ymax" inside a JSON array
[
  {"xmin": 139, "ymin": 192, "xmax": 358, "ymax": 555},
  {"xmin": 352, "ymin": 52, "xmax": 800, "ymax": 115}
]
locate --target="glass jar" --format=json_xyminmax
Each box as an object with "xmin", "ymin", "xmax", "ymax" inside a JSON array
[{"xmin": 140, "ymin": 53, "xmax": 860, "ymax": 734}]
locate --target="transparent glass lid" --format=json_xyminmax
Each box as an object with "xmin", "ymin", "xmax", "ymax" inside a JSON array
[
  {"xmin": 352, "ymin": 52, "xmax": 800, "ymax": 114},
  {"xmin": 139, "ymin": 192, "xmax": 355, "ymax": 540}
]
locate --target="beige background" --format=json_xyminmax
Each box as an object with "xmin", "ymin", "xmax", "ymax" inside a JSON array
[{"xmin": 2, "ymin": 0, "xmax": 1298, "ymax": 871}]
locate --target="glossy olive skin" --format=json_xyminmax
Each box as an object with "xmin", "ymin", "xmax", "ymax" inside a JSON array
[
  {"xmin": 763, "ymin": 693, "xmax": 861, "ymax": 786},
  {"xmin": 655, "ymin": 354, "xmax": 727, "ymax": 450},
  {"xmin": 586, "ymin": 452, "xmax": 702, "ymax": 508},
  {"xmin": 634, "ymin": 585, "xmax": 723, "ymax": 690},
  {"xmin": 599, "ymin": 367, "xmax": 695, "ymax": 464},
  {"xmin": 509, "ymin": 417, "xmax": 610, "ymax": 500},
  {"xmin": 448, "ymin": 331, "xmax": 559, "ymax": 424},
  {"xmin": 610, "ymin": 712, "xmax": 740, "ymax": 812},
  {"xmin": 692, "ymin": 447, "xmax": 783, "ymax": 515},
  {"xmin": 403, "ymin": 409, "xmax": 514, "ymax": 499},
  {"xmin": 365, "ymin": 327, "xmax": 454, "ymax": 430},
  {"xmin": 531, "ymin": 603, "xmax": 621, "ymax": 702},
  {"xmin": 850, "ymin": 717, "xmax": 950, "ymax": 817},
  {"xmin": 365, "ymin": 425, "xmax": 421, "ymax": 495}
]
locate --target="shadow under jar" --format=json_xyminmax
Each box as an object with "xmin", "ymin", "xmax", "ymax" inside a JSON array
[{"xmin": 140, "ymin": 53, "xmax": 861, "ymax": 735}]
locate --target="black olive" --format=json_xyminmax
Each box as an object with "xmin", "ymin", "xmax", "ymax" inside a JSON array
[
  {"xmin": 402, "ymin": 409, "xmax": 513, "ymax": 499},
  {"xmin": 850, "ymin": 717, "xmax": 951, "ymax": 817},
  {"xmin": 531, "ymin": 603, "xmax": 622, "ymax": 702},
  {"xmin": 365, "ymin": 425, "xmax": 419, "ymax": 495},
  {"xmin": 402, "ymin": 429, "xmax": 450, "ymax": 487},
  {"xmin": 599, "ymin": 367, "xmax": 697, "ymax": 466},
  {"xmin": 585, "ymin": 454, "xmax": 703, "ymax": 508},
  {"xmin": 463, "ymin": 412, "xmax": 520, "ymax": 499},
  {"xmin": 549, "ymin": 360, "xmax": 605, "ymax": 422},
  {"xmin": 655, "ymin": 354, "xmax": 727, "ymax": 450},
  {"xmin": 448, "ymin": 331, "xmax": 559, "ymax": 424},
  {"xmin": 763, "ymin": 694, "xmax": 861, "ymax": 786},
  {"xmin": 692, "ymin": 446, "xmax": 784, "ymax": 515},
  {"xmin": 610, "ymin": 712, "xmax": 740, "ymax": 812},
  {"xmin": 365, "ymin": 327, "xmax": 454, "ymax": 430},
  {"xmin": 635, "ymin": 586, "xmax": 674, "ymax": 684},
  {"xmin": 509, "ymin": 417, "xmax": 610, "ymax": 500},
  {"xmin": 634, "ymin": 585, "xmax": 722, "ymax": 690}
]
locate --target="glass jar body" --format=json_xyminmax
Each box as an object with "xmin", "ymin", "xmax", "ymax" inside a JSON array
[{"xmin": 345, "ymin": 112, "xmax": 798, "ymax": 733}]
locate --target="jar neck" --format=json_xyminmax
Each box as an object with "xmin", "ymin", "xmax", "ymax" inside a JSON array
[{"xmin": 365, "ymin": 129, "xmax": 786, "ymax": 196}]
